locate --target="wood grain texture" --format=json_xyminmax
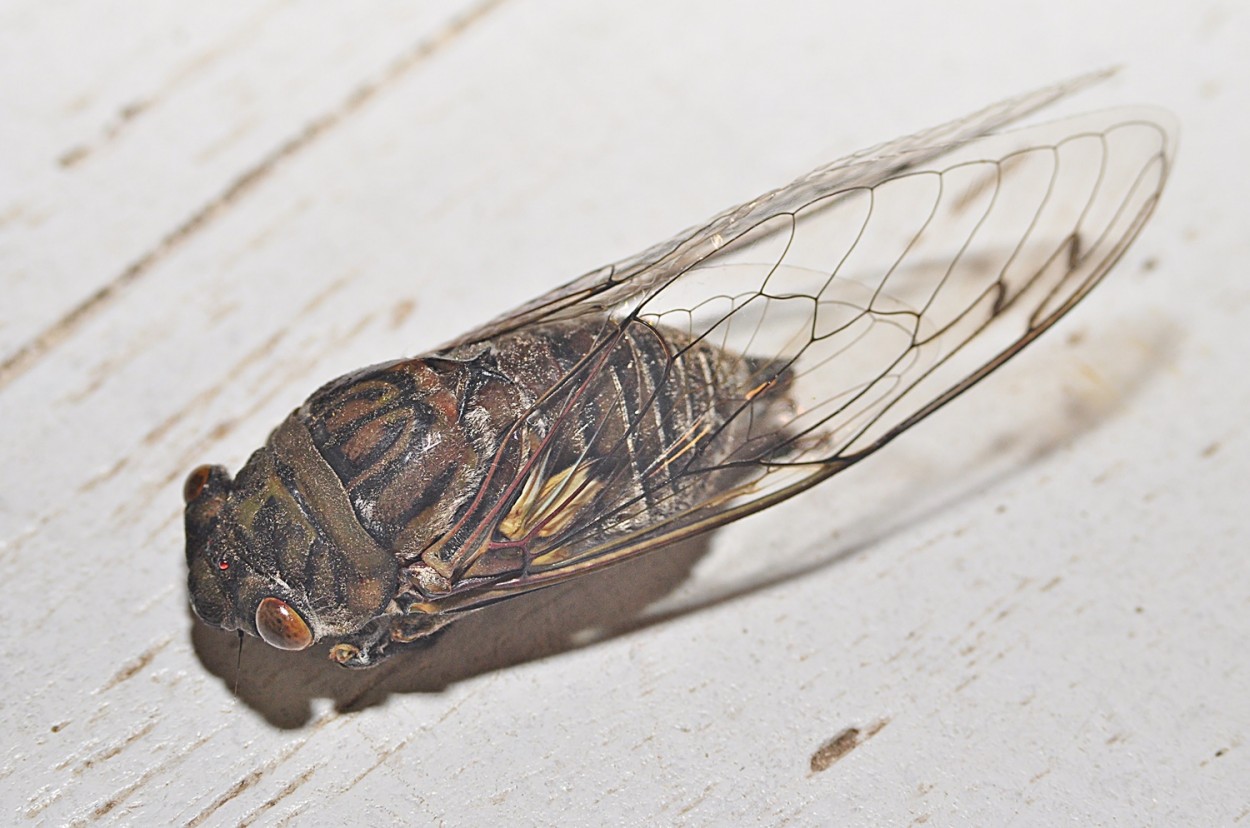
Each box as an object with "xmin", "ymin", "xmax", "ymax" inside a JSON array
[{"xmin": 2, "ymin": 1, "xmax": 1247, "ymax": 825}]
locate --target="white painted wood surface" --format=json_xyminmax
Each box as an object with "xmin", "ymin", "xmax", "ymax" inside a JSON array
[{"xmin": 2, "ymin": 2, "xmax": 1246, "ymax": 825}]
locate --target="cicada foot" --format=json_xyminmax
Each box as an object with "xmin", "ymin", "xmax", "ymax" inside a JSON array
[
  {"xmin": 328, "ymin": 613, "xmax": 457, "ymax": 668},
  {"xmin": 328, "ymin": 617, "xmax": 394, "ymax": 669}
]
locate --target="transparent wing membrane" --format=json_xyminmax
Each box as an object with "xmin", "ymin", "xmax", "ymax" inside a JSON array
[
  {"xmin": 438, "ymin": 94, "xmax": 1174, "ymax": 612},
  {"xmin": 639, "ymin": 114, "xmax": 1172, "ymax": 466}
]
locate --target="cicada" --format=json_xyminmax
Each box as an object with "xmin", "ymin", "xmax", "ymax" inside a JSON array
[{"xmin": 183, "ymin": 72, "xmax": 1174, "ymax": 668}]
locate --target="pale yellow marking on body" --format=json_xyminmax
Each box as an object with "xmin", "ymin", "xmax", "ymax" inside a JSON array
[{"xmin": 500, "ymin": 464, "xmax": 603, "ymax": 541}]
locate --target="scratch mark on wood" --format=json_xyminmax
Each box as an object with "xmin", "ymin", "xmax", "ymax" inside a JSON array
[
  {"xmin": 197, "ymin": 113, "xmax": 260, "ymax": 164},
  {"xmin": 184, "ymin": 735, "xmax": 312, "ymax": 828},
  {"xmin": 0, "ymin": 203, "xmax": 26, "ymax": 229},
  {"xmin": 24, "ymin": 784, "xmax": 63, "ymax": 819},
  {"xmin": 55, "ymin": 3, "xmax": 288, "ymax": 169},
  {"xmin": 140, "ymin": 329, "xmax": 288, "ymax": 449},
  {"xmin": 67, "ymin": 718, "xmax": 159, "ymax": 777},
  {"xmin": 340, "ymin": 737, "xmax": 410, "ymax": 793},
  {"xmin": 69, "ymin": 728, "xmax": 223, "ymax": 822},
  {"xmin": 139, "ymin": 271, "xmax": 354, "ymax": 455},
  {"xmin": 58, "ymin": 144, "xmax": 91, "ymax": 167},
  {"xmin": 954, "ymin": 673, "xmax": 980, "ymax": 693},
  {"xmin": 675, "ymin": 782, "xmax": 716, "ymax": 817},
  {"xmin": 0, "ymin": 0, "xmax": 509, "ymax": 394},
  {"xmin": 86, "ymin": 701, "xmax": 113, "ymax": 728},
  {"xmin": 1, "ymin": 502, "xmax": 73, "ymax": 567},
  {"xmin": 60, "ymin": 323, "xmax": 168, "ymax": 405},
  {"xmin": 222, "ymin": 195, "xmax": 316, "ymax": 268},
  {"xmin": 136, "ymin": 582, "xmax": 180, "ymax": 619},
  {"xmin": 238, "ymin": 761, "xmax": 326, "ymax": 828},
  {"xmin": 809, "ymin": 718, "xmax": 889, "ymax": 773},
  {"xmin": 97, "ymin": 637, "xmax": 173, "ymax": 693},
  {"xmin": 1199, "ymin": 746, "xmax": 1231, "ymax": 767},
  {"xmin": 78, "ymin": 455, "xmax": 130, "ymax": 494},
  {"xmin": 37, "ymin": 725, "xmax": 218, "ymax": 820},
  {"xmin": 275, "ymin": 803, "xmax": 312, "ymax": 827},
  {"xmin": 125, "ymin": 307, "xmax": 380, "ymax": 527},
  {"xmin": 141, "ymin": 513, "xmax": 182, "ymax": 557},
  {"xmin": 58, "ymin": 99, "xmax": 151, "ymax": 168}
]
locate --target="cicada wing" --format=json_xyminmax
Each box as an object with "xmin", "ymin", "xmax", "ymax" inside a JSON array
[
  {"xmin": 432, "ymin": 103, "xmax": 1174, "ymax": 615},
  {"xmin": 443, "ymin": 70, "xmax": 1119, "ymax": 351}
]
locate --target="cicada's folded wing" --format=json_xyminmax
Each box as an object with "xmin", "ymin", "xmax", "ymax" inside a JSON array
[
  {"xmin": 443, "ymin": 69, "xmax": 1119, "ymax": 350},
  {"xmin": 433, "ymin": 95, "xmax": 1175, "ymax": 615}
]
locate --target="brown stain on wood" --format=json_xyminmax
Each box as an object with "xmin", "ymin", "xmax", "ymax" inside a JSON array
[
  {"xmin": 809, "ymin": 718, "xmax": 890, "ymax": 773},
  {"xmin": 390, "ymin": 297, "xmax": 418, "ymax": 330}
]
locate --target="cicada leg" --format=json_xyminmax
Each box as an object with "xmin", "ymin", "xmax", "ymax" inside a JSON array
[
  {"xmin": 391, "ymin": 611, "xmax": 456, "ymax": 645},
  {"xmin": 328, "ymin": 617, "xmax": 394, "ymax": 668}
]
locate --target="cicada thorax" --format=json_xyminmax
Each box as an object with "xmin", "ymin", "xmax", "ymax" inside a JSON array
[{"xmin": 295, "ymin": 314, "xmax": 789, "ymax": 611}]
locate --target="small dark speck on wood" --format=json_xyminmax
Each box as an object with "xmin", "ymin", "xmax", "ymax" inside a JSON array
[
  {"xmin": 811, "ymin": 728, "xmax": 860, "ymax": 772},
  {"xmin": 810, "ymin": 719, "xmax": 890, "ymax": 773}
]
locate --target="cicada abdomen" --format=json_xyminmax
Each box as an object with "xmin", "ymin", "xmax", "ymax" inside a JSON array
[{"xmin": 185, "ymin": 71, "xmax": 1175, "ymax": 668}]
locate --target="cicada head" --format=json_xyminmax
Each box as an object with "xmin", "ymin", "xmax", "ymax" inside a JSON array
[
  {"xmin": 182, "ymin": 415, "xmax": 399, "ymax": 654},
  {"xmin": 182, "ymin": 456, "xmax": 316, "ymax": 651}
]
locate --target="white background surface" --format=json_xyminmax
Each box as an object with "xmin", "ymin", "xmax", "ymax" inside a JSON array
[{"xmin": 2, "ymin": 1, "xmax": 1246, "ymax": 825}]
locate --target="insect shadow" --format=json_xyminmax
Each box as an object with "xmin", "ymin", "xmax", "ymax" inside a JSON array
[{"xmin": 190, "ymin": 306, "xmax": 1178, "ymax": 729}]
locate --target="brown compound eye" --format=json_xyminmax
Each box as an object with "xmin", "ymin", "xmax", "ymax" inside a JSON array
[
  {"xmin": 183, "ymin": 465, "xmax": 214, "ymax": 504},
  {"xmin": 255, "ymin": 597, "xmax": 313, "ymax": 651}
]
